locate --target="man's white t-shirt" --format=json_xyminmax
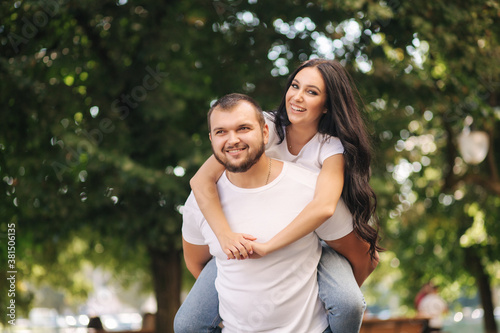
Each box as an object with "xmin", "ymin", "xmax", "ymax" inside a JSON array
[{"xmin": 182, "ymin": 162, "xmax": 353, "ymax": 333}]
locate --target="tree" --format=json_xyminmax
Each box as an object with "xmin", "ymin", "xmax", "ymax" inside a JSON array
[
  {"xmin": 354, "ymin": 1, "xmax": 500, "ymax": 332},
  {"xmin": 0, "ymin": 1, "xmax": 280, "ymax": 331}
]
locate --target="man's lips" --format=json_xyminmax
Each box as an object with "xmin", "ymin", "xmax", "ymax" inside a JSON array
[{"xmin": 225, "ymin": 147, "xmax": 247, "ymax": 155}]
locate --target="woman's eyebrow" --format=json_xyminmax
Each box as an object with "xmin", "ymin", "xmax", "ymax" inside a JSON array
[{"xmin": 292, "ymin": 78, "xmax": 322, "ymax": 92}]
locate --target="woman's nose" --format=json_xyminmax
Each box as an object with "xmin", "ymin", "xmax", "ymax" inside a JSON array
[{"xmin": 293, "ymin": 89, "xmax": 304, "ymax": 102}]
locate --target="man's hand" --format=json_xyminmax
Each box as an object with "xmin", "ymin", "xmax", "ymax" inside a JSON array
[{"xmin": 218, "ymin": 232, "xmax": 256, "ymax": 260}]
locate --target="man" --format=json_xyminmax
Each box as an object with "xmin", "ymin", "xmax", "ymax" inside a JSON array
[
  {"xmin": 181, "ymin": 93, "xmax": 354, "ymax": 332},
  {"xmin": 417, "ymin": 284, "xmax": 448, "ymax": 331}
]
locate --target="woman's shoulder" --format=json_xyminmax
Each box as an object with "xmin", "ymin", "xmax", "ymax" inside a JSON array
[
  {"xmin": 318, "ymin": 133, "xmax": 343, "ymax": 147},
  {"xmin": 315, "ymin": 133, "xmax": 344, "ymax": 156}
]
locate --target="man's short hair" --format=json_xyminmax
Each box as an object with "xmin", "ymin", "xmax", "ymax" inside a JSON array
[{"xmin": 207, "ymin": 93, "xmax": 265, "ymax": 131}]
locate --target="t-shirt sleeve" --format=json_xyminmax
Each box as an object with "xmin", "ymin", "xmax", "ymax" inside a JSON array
[
  {"xmin": 264, "ymin": 112, "xmax": 279, "ymax": 150},
  {"xmin": 319, "ymin": 136, "xmax": 344, "ymax": 165},
  {"xmin": 181, "ymin": 194, "xmax": 207, "ymax": 245},
  {"xmin": 315, "ymin": 198, "xmax": 353, "ymax": 241}
]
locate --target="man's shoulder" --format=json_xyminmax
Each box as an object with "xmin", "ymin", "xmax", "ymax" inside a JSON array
[{"xmin": 183, "ymin": 191, "xmax": 200, "ymax": 212}]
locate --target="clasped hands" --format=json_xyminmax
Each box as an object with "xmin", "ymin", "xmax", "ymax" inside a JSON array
[{"xmin": 218, "ymin": 231, "xmax": 270, "ymax": 260}]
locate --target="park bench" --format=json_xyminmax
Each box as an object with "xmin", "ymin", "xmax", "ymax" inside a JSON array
[{"xmin": 360, "ymin": 316, "xmax": 431, "ymax": 333}]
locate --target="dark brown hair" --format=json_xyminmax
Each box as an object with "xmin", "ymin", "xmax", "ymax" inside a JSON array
[
  {"xmin": 274, "ymin": 59, "xmax": 382, "ymax": 259},
  {"xmin": 207, "ymin": 93, "xmax": 264, "ymax": 131}
]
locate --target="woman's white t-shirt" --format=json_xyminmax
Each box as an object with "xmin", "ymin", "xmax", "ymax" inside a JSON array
[
  {"xmin": 264, "ymin": 112, "xmax": 352, "ymax": 239},
  {"xmin": 264, "ymin": 112, "xmax": 344, "ymax": 172}
]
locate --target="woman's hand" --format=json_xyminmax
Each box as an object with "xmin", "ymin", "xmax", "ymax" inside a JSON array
[
  {"xmin": 218, "ymin": 232, "xmax": 256, "ymax": 260},
  {"xmin": 247, "ymin": 241, "xmax": 272, "ymax": 259}
]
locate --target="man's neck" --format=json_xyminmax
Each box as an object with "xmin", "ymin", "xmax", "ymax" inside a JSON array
[{"xmin": 226, "ymin": 155, "xmax": 276, "ymax": 189}]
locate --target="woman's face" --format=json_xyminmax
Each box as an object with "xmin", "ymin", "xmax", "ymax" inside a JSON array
[{"xmin": 285, "ymin": 66, "xmax": 328, "ymax": 129}]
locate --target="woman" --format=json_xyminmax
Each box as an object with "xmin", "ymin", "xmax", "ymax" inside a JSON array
[{"xmin": 175, "ymin": 59, "xmax": 381, "ymax": 332}]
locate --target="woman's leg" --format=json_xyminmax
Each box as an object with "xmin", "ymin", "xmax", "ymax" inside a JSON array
[
  {"xmin": 174, "ymin": 258, "xmax": 222, "ymax": 333},
  {"xmin": 317, "ymin": 242, "xmax": 366, "ymax": 333}
]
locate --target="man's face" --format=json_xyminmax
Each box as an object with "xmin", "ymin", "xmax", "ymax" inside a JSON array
[{"xmin": 209, "ymin": 101, "xmax": 268, "ymax": 173}]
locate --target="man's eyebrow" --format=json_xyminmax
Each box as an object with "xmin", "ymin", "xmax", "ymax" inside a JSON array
[
  {"xmin": 212, "ymin": 126, "xmax": 225, "ymax": 132},
  {"xmin": 238, "ymin": 123, "xmax": 255, "ymax": 128},
  {"xmin": 292, "ymin": 78, "xmax": 322, "ymax": 92},
  {"xmin": 212, "ymin": 123, "xmax": 254, "ymax": 131}
]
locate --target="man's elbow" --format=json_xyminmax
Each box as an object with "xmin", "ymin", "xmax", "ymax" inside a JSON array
[
  {"xmin": 357, "ymin": 251, "xmax": 379, "ymax": 285},
  {"xmin": 185, "ymin": 261, "xmax": 202, "ymax": 279}
]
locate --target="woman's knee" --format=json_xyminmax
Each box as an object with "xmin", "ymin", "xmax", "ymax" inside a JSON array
[
  {"xmin": 339, "ymin": 293, "xmax": 366, "ymax": 315},
  {"xmin": 322, "ymin": 290, "xmax": 366, "ymax": 317},
  {"xmin": 173, "ymin": 306, "xmax": 192, "ymax": 333}
]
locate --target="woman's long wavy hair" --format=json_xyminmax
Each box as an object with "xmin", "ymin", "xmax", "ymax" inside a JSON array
[{"xmin": 274, "ymin": 59, "xmax": 382, "ymax": 259}]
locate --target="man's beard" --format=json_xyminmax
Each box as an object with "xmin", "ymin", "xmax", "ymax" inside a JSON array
[{"xmin": 213, "ymin": 142, "xmax": 266, "ymax": 173}]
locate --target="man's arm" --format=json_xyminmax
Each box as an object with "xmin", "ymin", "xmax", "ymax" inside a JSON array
[
  {"xmin": 182, "ymin": 237, "xmax": 213, "ymax": 279},
  {"xmin": 324, "ymin": 231, "xmax": 379, "ymax": 286}
]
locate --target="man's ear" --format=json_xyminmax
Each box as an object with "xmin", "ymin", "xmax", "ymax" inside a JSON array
[
  {"xmin": 263, "ymin": 124, "xmax": 269, "ymax": 145},
  {"xmin": 209, "ymin": 132, "xmax": 212, "ymax": 141}
]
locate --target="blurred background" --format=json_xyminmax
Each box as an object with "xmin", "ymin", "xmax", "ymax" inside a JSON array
[{"xmin": 0, "ymin": 0, "xmax": 499, "ymax": 332}]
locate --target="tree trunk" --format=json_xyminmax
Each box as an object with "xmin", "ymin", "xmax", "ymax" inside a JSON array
[
  {"xmin": 149, "ymin": 247, "xmax": 182, "ymax": 333},
  {"xmin": 464, "ymin": 247, "xmax": 498, "ymax": 333}
]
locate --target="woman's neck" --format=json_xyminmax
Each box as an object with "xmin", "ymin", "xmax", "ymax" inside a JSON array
[{"xmin": 286, "ymin": 124, "xmax": 317, "ymax": 155}]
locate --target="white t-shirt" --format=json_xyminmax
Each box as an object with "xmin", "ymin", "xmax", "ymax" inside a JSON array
[
  {"xmin": 264, "ymin": 112, "xmax": 352, "ymax": 239},
  {"xmin": 264, "ymin": 112, "xmax": 344, "ymax": 172},
  {"xmin": 182, "ymin": 162, "xmax": 353, "ymax": 333}
]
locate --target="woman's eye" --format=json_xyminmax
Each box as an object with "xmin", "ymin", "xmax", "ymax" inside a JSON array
[
  {"xmin": 291, "ymin": 83, "xmax": 299, "ymax": 89},
  {"xmin": 308, "ymin": 90, "xmax": 318, "ymax": 95}
]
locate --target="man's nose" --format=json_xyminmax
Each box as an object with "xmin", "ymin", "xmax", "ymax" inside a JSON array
[{"xmin": 227, "ymin": 131, "xmax": 240, "ymax": 145}]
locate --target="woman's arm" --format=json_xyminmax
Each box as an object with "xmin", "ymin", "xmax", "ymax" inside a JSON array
[
  {"xmin": 250, "ymin": 154, "xmax": 378, "ymax": 283},
  {"xmin": 324, "ymin": 232, "xmax": 379, "ymax": 286},
  {"xmin": 250, "ymin": 154, "xmax": 344, "ymax": 256},
  {"xmin": 190, "ymin": 155, "xmax": 256, "ymax": 259}
]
